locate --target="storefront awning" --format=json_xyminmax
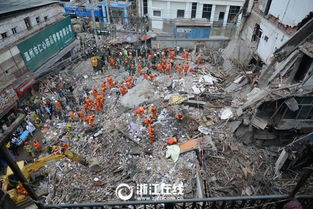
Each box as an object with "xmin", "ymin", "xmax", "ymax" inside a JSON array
[{"xmin": 14, "ymin": 78, "xmax": 36, "ymax": 96}]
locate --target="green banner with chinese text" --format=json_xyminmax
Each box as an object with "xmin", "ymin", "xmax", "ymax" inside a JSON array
[{"xmin": 17, "ymin": 16, "xmax": 75, "ymax": 72}]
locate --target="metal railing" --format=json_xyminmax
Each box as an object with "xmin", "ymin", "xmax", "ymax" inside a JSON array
[{"xmin": 44, "ymin": 195, "xmax": 313, "ymax": 209}]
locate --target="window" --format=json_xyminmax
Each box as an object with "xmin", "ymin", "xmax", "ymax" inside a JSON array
[
  {"xmin": 227, "ymin": 6, "xmax": 240, "ymax": 23},
  {"xmin": 1, "ymin": 32, "xmax": 7, "ymax": 39},
  {"xmin": 202, "ymin": 4, "xmax": 212, "ymax": 19},
  {"xmin": 143, "ymin": 0, "xmax": 148, "ymax": 15},
  {"xmin": 11, "ymin": 27, "xmax": 17, "ymax": 34},
  {"xmin": 252, "ymin": 24, "xmax": 262, "ymax": 42},
  {"xmin": 44, "ymin": 16, "xmax": 48, "ymax": 21},
  {"xmin": 264, "ymin": 0, "xmax": 272, "ymax": 15},
  {"xmin": 36, "ymin": 17, "xmax": 40, "ymax": 24},
  {"xmin": 24, "ymin": 17, "xmax": 32, "ymax": 30},
  {"xmin": 191, "ymin": 2, "xmax": 197, "ymax": 18},
  {"xmin": 177, "ymin": 10, "xmax": 185, "ymax": 18},
  {"xmin": 218, "ymin": 12, "xmax": 225, "ymax": 20},
  {"xmin": 153, "ymin": 10, "xmax": 161, "ymax": 16}
]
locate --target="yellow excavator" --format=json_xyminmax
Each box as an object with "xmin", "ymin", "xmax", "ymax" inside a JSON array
[{"xmin": 1, "ymin": 148, "xmax": 88, "ymax": 203}]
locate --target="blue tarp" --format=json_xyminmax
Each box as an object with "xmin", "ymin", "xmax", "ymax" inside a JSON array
[{"xmin": 16, "ymin": 130, "xmax": 30, "ymax": 145}]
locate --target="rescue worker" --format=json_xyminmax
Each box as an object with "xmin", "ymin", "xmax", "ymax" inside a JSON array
[
  {"xmin": 95, "ymin": 94, "xmax": 104, "ymax": 111},
  {"xmin": 150, "ymin": 105, "xmax": 157, "ymax": 118},
  {"xmin": 69, "ymin": 110, "xmax": 78, "ymax": 121},
  {"xmin": 148, "ymin": 123, "xmax": 155, "ymax": 143},
  {"xmin": 157, "ymin": 63, "xmax": 163, "ymax": 73},
  {"xmin": 184, "ymin": 62, "xmax": 189, "ymax": 76},
  {"xmin": 134, "ymin": 107, "xmax": 145, "ymax": 117},
  {"xmin": 77, "ymin": 110, "xmax": 85, "ymax": 120},
  {"xmin": 101, "ymin": 82, "xmax": 107, "ymax": 95},
  {"xmin": 24, "ymin": 142, "xmax": 35, "ymax": 157},
  {"xmin": 33, "ymin": 140, "xmax": 42, "ymax": 152},
  {"xmin": 55, "ymin": 100, "xmax": 63, "ymax": 118},
  {"xmin": 165, "ymin": 62, "xmax": 171, "ymax": 74},
  {"xmin": 119, "ymin": 84, "xmax": 128, "ymax": 96},
  {"xmin": 166, "ymin": 137, "xmax": 178, "ymax": 145},
  {"xmin": 176, "ymin": 63, "xmax": 183, "ymax": 77},
  {"xmin": 85, "ymin": 115, "xmax": 95, "ymax": 126},
  {"xmin": 92, "ymin": 89, "xmax": 99, "ymax": 98},
  {"xmin": 176, "ymin": 113, "xmax": 184, "ymax": 121}
]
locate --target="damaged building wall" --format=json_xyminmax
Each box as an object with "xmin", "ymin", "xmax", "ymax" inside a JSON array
[
  {"xmin": 268, "ymin": 0, "xmax": 313, "ymax": 27},
  {"xmin": 223, "ymin": 0, "xmax": 312, "ymax": 71}
]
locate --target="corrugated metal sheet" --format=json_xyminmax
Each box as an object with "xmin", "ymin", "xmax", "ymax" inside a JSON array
[{"xmin": 175, "ymin": 27, "xmax": 211, "ymax": 39}]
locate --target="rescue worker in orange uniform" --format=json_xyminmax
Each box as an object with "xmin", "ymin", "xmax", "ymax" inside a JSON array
[
  {"xmin": 142, "ymin": 73, "xmax": 149, "ymax": 80},
  {"xmin": 77, "ymin": 110, "xmax": 85, "ymax": 120},
  {"xmin": 182, "ymin": 50, "xmax": 189, "ymax": 61},
  {"xmin": 92, "ymin": 89, "xmax": 99, "ymax": 98},
  {"xmin": 166, "ymin": 137, "xmax": 178, "ymax": 145},
  {"xmin": 149, "ymin": 73, "xmax": 157, "ymax": 81},
  {"xmin": 109, "ymin": 57, "xmax": 115, "ymax": 67},
  {"xmin": 148, "ymin": 123, "xmax": 155, "ymax": 143},
  {"xmin": 165, "ymin": 62, "xmax": 171, "ymax": 74},
  {"xmin": 55, "ymin": 100, "xmax": 62, "ymax": 112},
  {"xmin": 69, "ymin": 110, "xmax": 78, "ymax": 121},
  {"xmin": 157, "ymin": 63, "xmax": 163, "ymax": 73},
  {"xmin": 169, "ymin": 50, "xmax": 175, "ymax": 60},
  {"xmin": 126, "ymin": 76, "xmax": 134, "ymax": 89},
  {"xmin": 95, "ymin": 94, "xmax": 104, "ymax": 111},
  {"xmin": 144, "ymin": 116, "xmax": 153, "ymax": 126},
  {"xmin": 176, "ymin": 64, "xmax": 183, "ymax": 77},
  {"xmin": 134, "ymin": 107, "xmax": 145, "ymax": 117},
  {"xmin": 85, "ymin": 115, "xmax": 95, "ymax": 126},
  {"xmin": 183, "ymin": 62, "xmax": 189, "ymax": 76},
  {"xmin": 119, "ymin": 84, "xmax": 128, "ymax": 96},
  {"xmin": 137, "ymin": 63, "xmax": 143, "ymax": 75},
  {"xmin": 101, "ymin": 82, "xmax": 107, "ymax": 95},
  {"xmin": 176, "ymin": 113, "xmax": 184, "ymax": 121},
  {"xmin": 84, "ymin": 97, "xmax": 94, "ymax": 111},
  {"xmin": 60, "ymin": 142, "xmax": 69, "ymax": 150},
  {"xmin": 150, "ymin": 105, "xmax": 157, "ymax": 118},
  {"xmin": 33, "ymin": 140, "xmax": 42, "ymax": 152},
  {"xmin": 17, "ymin": 185, "xmax": 28, "ymax": 195}
]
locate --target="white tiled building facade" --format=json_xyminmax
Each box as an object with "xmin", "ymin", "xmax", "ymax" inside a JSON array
[{"xmin": 137, "ymin": 0, "xmax": 245, "ymax": 30}]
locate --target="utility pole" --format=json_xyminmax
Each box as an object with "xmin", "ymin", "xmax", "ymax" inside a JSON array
[
  {"xmin": 106, "ymin": 0, "xmax": 111, "ymax": 24},
  {"xmin": 91, "ymin": 7, "xmax": 99, "ymax": 48}
]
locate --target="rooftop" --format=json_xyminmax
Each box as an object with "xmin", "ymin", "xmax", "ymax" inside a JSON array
[{"xmin": 0, "ymin": 0, "xmax": 59, "ymax": 16}]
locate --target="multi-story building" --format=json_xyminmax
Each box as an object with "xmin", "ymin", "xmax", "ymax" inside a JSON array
[
  {"xmin": 0, "ymin": 0, "xmax": 77, "ymax": 121},
  {"xmin": 225, "ymin": 0, "xmax": 313, "ymax": 66},
  {"xmin": 136, "ymin": 0, "xmax": 245, "ymax": 31}
]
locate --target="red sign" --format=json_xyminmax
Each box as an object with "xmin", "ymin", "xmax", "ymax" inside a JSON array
[{"xmin": 0, "ymin": 88, "xmax": 18, "ymax": 113}]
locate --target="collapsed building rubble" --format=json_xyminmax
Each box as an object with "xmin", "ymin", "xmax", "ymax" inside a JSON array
[{"xmin": 23, "ymin": 43, "xmax": 311, "ymax": 204}]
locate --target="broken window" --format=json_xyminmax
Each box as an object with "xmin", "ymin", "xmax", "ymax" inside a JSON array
[
  {"xmin": 227, "ymin": 6, "xmax": 240, "ymax": 23},
  {"xmin": 24, "ymin": 17, "xmax": 32, "ymax": 30},
  {"xmin": 293, "ymin": 54, "xmax": 313, "ymax": 82},
  {"xmin": 282, "ymin": 97, "xmax": 313, "ymax": 120},
  {"xmin": 251, "ymin": 24, "xmax": 262, "ymax": 47},
  {"xmin": 202, "ymin": 4, "xmax": 212, "ymax": 19},
  {"xmin": 1, "ymin": 32, "xmax": 7, "ymax": 39},
  {"xmin": 36, "ymin": 17, "xmax": 40, "ymax": 24},
  {"xmin": 11, "ymin": 27, "xmax": 17, "ymax": 34}
]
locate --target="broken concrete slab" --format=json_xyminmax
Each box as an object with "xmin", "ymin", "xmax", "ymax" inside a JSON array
[
  {"xmin": 121, "ymin": 79, "xmax": 161, "ymax": 108},
  {"xmin": 220, "ymin": 108, "xmax": 233, "ymax": 120},
  {"xmin": 228, "ymin": 120, "xmax": 242, "ymax": 133},
  {"xmin": 243, "ymin": 88, "xmax": 269, "ymax": 109},
  {"xmin": 251, "ymin": 116, "xmax": 268, "ymax": 130}
]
